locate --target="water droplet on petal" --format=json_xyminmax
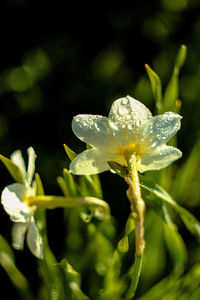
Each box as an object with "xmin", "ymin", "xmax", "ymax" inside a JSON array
[
  {"xmin": 95, "ymin": 121, "xmax": 109, "ymax": 133},
  {"xmin": 122, "ymin": 97, "xmax": 128, "ymax": 105},
  {"xmin": 136, "ymin": 120, "xmax": 141, "ymax": 127},
  {"xmin": 127, "ymin": 123, "xmax": 134, "ymax": 130},
  {"xmin": 150, "ymin": 140, "xmax": 160, "ymax": 148},
  {"xmin": 117, "ymin": 105, "xmax": 129, "ymax": 116},
  {"xmin": 108, "ymin": 120, "xmax": 118, "ymax": 131}
]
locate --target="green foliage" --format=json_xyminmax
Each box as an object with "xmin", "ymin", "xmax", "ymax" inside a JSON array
[
  {"xmin": 1, "ymin": 44, "xmax": 200, "ymax": 300},
  {"xmin": 0, "ymin": 154, "xmax": 25, "ymax": 184},
  {"xmin": 0, "ymin": 235, "xmax": 34, "ymax": 300}
]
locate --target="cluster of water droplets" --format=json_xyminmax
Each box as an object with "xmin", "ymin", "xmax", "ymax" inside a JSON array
[
  {"xmin": 140, "ymin": 112, "xmax": 182, "ymax": 149},
  {"xmin": 109, "ymin": 96, "xmax": 152, "ymax": 133},
  {"xmin": 73, "ymin": 115, "xmax": 110, "ymax": 135}
]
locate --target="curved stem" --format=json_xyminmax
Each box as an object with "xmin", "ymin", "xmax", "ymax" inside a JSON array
[{"xmin": 28, "ymin": 195, "xmax": 110, "ymax": 220}]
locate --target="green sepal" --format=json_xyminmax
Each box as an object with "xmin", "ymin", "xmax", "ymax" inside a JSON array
[
  {"xmin": 0, "ymin": 154, "xmax": 24, "ymax": 184},
  {"xmin": 108, "ymin": 160, "xmax": 127, "ymax": 178}
]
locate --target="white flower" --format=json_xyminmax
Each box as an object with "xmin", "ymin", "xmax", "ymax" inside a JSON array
[
  {"xmin": 1, "ymin": 147, "xmax": 43, "ymax": 259},
  {"xmin": 70, "ymin": 96, "xmax": 182, "ymax": 175}
]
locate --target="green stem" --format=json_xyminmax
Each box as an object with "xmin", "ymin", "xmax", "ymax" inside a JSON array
[
  {"xmin": 125, "ymin": 153, "xmax": 145, "ymax": 256},
  {"xmin": 124, "ymin": 153, "xmax": 145, "ymax": 298},
  {"xmin": 28, "ymin": 195, "xmax": 110, "ymax": 219},
  {"xmin": 125, "ymin": 255, "xmax": 143, "ymax": 300}
]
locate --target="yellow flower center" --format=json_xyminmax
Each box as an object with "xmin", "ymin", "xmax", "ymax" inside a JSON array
[{"xmin": 116, "ymin": 142, "xmax": 147, "ymax": 165}]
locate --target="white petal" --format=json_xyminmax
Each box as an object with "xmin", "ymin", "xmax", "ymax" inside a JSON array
[
  {"xmin": 70, "ymin": 148, "xmax": 116, "ymax": 175},
  {"xmin": 137, "ymin": 145, "xmax": 182, "ymax": 173},
  {"xmin": 12, "ymin": 223, "xmax": 27, "ymax": 250},
  {"xmin": 1, "ymin": 183, "xmax": 30, "ymax": 223},
  {"xmin": 72, "ymin": 115, "xmax": 119, "ymax": 149},
  {"xmin": 108, "ymin": 96, "xmax": 152, "ymax": 146},
  {"xmin": 26, "ymin": 147, "xmax": 36, "ymax": 186},
  {"xmin": 26, "ymin": 217, "xmax": 43, "ymax": 259},
  {"xmin": 141, "ymin": 112, "xmax": 182, "ymax": 149},
  {"xmin": 10, "ymin": 150, "xmax": 26, "ymax": 180}
]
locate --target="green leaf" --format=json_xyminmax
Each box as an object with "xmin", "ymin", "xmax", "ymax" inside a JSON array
[
  {"xmin": 164, "ymin": 222, "xmax": 187, "ymax": 274},
  {"xmin": 0, "ymin": 154, "xmax": 24, "ymax": 184},
  {"xmin": 125, "ymin": 216, "xmax": 135, "ymax": 236},
  {"xmin": 0, "ymin": 235, "xmax": 34, "ymax": 300},
  {"xmin": 63, "ymin": 144, "xmax": 77, "ymax": 161},
  {"xmin": 39, "ymin": 240, "xmax": 66, "ymax": 300},
  {"xmin": 175, "ymin": 44, "xmax": 187, "ymax": 70},
  {"xmin": 35, "ymin": 172, "xmax": 45, "ymax": 195},
  {"xmin": 0, "ymin": 235, "xmax": 15, "ymax": 262},
  {"xmin": 173, "ymin": 138, "xmax": 200, "ymax": 204},
  {"xmin": 125, "ymin": 255, "xmax": 143, "ymax": 300},
  {"xmin": 139, "ymin": 174, "xmax": 200, "ymax": 242},
  {"xmin": 79, "ymin": 174, "xmax": 103, "ymax": 199},
  {"xmin": 63, "ymin": 168, "xmax": 78, "ymax": 197},
  {"xmin": 57, "ymin": 176, "xmax": 70, "ymax": 197},
  {"xmin": 145, "ymin": 64, "xmax": 162, "ymax": 112},
  {"xmin": 118, "ymin": 236, "xmax": 129, "ymax": 253},
  {"xmin": 163, "ymin": 45, "xmax": 187, "ymax": 112},
  {"xmin": 57, "ymin": 259, "xmax": 91, "ymax": 300}
]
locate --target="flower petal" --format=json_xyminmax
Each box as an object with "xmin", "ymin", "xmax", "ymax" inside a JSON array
[
  {"xmin": 108, "ymin": 96, "xmax": 152, "ymax": 146},
  {"xmin": 1, "ymin": 183, "xmax": 30, "ymax": 223},
  {"xmin": 26, "ymin": 217, "xmax": 43, "ymax": 259},
  {"xmin": 137, "ymin": 145, "xmax": 182, "ymax": 173},
  {"xmin": 141, "ymin": 112, "xmax": 182, "ymax": 149},
  {"xmin": 10, "ymin": 150, "xmax": 26, "ymax": 180},
  {"xmin": 70, "ymin": 148, "xmax": 123, "ymax": 175},
  {"xmin": 72, "ymin": 115, "xmax": 119, "ymax": 149},
  {"xmin": 26, "ymin": 147, "xmax": 36, "ymax": 186},
  {"xmin": 12, "ymin": 222, "xmax": 27, "ymax": 250}
]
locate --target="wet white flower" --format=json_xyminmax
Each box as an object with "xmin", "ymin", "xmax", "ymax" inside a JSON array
[
  {"xmin": 1, "ymin": 147, "xmax": 43, "ymax": 259},
  {"xmin": 70, "ymin": 96, "xmax": 182, "ymax": 175}
]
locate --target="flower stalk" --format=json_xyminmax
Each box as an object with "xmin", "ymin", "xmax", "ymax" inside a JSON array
[
  {"xmin": 125, "ymin": 153, "xmax": 145, "ymax": 256},
  {"xmin": 28, "ymin": 195, "xmax": 110, "ymax": 220}
]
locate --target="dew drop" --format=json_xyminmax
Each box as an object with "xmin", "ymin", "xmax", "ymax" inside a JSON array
[
  {"xmin": 150, "ymin": 140, "xmax": 160, "ymax": 148},
  {"xmin": 108, "ymin": 120, "xmax": 119, "ymax": 131},
  {"xmin": 127, "ymin": 123, "xmax": 134, "ymax": 130},
  {"xmin": 95, "ymin": 121, "xmax": 109, "ymax": 133},
  {"xmin": 122, "ymin": 97, "xmax": 128, "ymax": 105},
  {"xmin": 135, "ymin": 119, "xmax": 141, "ymax": 127},
  {"xmin": 117, "ymin": 105, "xmax": 129, "ymax": 116}
]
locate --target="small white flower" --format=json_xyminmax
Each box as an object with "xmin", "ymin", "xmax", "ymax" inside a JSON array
[
  {"xmin": 70, "ymin": 96, "xmax": 182, "ymax": 175},
  {"xmin": 1, "ymin": 147, "xmax": 43, "ymax": 259}
]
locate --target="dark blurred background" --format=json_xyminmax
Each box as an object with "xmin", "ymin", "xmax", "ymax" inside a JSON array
[{"xmin": 0, "ymin": 0, "xmax": 200, "ymax": 297}]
